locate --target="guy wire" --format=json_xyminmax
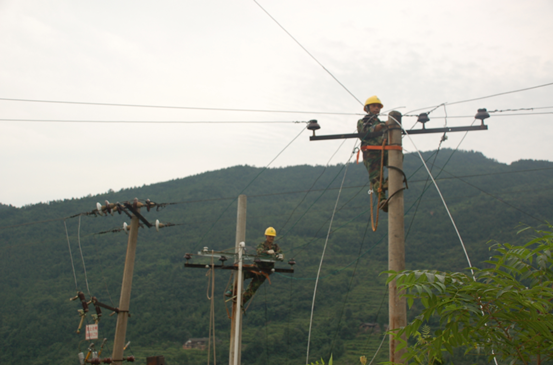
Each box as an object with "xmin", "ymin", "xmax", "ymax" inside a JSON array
[
  {"xmin": 64, "ymin": 220, "xmax": 79, "ymax": 290},
  {"xmin": 77, "ymin": 215, "xmax": 91, "ymax": 296},
  {"xmin": 306, "ymin": 148, "xmax": 354, "ymax": 364}
]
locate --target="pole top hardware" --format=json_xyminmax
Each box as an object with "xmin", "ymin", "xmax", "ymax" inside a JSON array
[
  {"xmin": 475, "ymin": 108, "xmax": 490, "ymax": 126},
  {"xmin": 307, "ymin": 120, "xmax": 321, "ymax": 136},
  {"xmin": 417, "ymin": 113, "xmax": 430, "ymax": 129}
]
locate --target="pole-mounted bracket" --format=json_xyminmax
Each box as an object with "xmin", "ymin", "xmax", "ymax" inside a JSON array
[{"xmin": 309, "ymin": 124, "xmax": 488, "ymax": 141}]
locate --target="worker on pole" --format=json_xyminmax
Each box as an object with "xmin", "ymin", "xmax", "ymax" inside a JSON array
[
  {"xmin": 357, "ymin": 95, "xmax": 392, "ymax": 212},
  {"xmin": 242, "ymin": 227, "xmax": 281, "ymax": 305}
]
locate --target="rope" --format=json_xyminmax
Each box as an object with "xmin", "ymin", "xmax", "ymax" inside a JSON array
[
  {"xmin": 306, "ymin": 153, "xmax": 353, "ymax": 365},
  {"xmin": 76, "ymin": 215, "xmax": 91, "ymax": 295},
  {"xmin": 63, "ymin": 220, "xmax": 79, "ymax": 290}
]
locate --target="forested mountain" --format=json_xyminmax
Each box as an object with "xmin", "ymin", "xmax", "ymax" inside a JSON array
[{"xmin": 1, "ymin": 149, "xmax": 552, "ymax": 365}]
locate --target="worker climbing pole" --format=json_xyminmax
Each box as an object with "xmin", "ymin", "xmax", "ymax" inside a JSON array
[
  {"xmin": 183, "ymin": 195, "xmax": 295, "ymax": 365},
  {"xmin": 308, "ymin": 98, "xmax": 489, "ymax": 364},
  {"xmin": 356, "ymin": 96, "xmax": 404, "ymax": 231}
]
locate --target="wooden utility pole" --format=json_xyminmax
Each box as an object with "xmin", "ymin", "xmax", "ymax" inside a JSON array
[
  {"xmin": 387, "ymin": 111, "xmax": 407, "ymax": 364},
  {"xmin": 112, "ymin": 211, "xmax": 140, "ymax": 364},
  {"xmin": 308, "ymin": 109, "xmax": 488, "ymax": 364},
  {"xmin": 229, "ymin": 195, "xmax": 247, "ymax": 365}
]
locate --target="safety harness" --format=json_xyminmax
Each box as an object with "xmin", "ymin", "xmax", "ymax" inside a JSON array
[{"xmin": 357, "ymin": 138, "xmax": 403, "ymax": 231}]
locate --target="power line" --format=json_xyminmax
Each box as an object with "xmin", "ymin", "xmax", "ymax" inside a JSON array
[
  {"xmin": 404, "ymin": 112, "xmax": 553, "ymax": 119},
  {"xmin": 406, "ymin": 82, "xmax": 553, "ymax": 114},
  {"xmin": 1, "ymin": 110, "xmax": 551, "ymax": 124},
  {"xmin": 1, "ymin": 166, "xmax": 551, "ymax": 231},
  {"xmin": 0, "ymin": 119, "xmax": 312, "ymax": 124},
  {"xmin": 0, "ymin": 97, "xmax": 360, "ymax": 116},
  {"xmin": 196, "ymin": 125, "xmax": 307, "ymax": 248},
  {"xmin": 253, "ymin": 0, "xmax": 363, "ymax": 106}
]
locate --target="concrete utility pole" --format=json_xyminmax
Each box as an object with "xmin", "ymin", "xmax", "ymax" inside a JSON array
[
  {"xmin": 229, "ymin": 195, "xmax": 247, "ymax": 365},
  {"xmin": 387, "ymin": 111, "xmax": 407, "ymax": 364},
  {"xmin": 112, "ymin": 212, "xmax": 140, "ymax": 364}
]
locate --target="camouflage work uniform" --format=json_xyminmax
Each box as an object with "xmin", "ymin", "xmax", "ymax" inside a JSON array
[
  {"xmin": 357, "ymin": 112, "xmax": 387, "ymax": 202},
  {"xmin": 242, "ymin": 240, "xmax": 281, "ymax": 304}
]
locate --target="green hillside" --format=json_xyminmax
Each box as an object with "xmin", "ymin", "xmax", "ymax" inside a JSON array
[{"xmin": 0, "ymin": 149, "xmax": 552, "ymax": 365}]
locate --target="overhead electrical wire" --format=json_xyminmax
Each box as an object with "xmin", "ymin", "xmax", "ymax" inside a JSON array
[
  {"xmin": 196, "ymin": 125, "xmax": 306, "ymax": 249},
  {"xmin": 406, "ymin": 81, "xmax": 553, "ymax": 114},
  {"xmin": 2, "ymin": 165, "xmax": 551, "ymax": 232},
  {"xmin": 0, "ymin": 119, "xmax": 313, "ymax": 124},
  {"xmin": 253, "ymin": 0, "xmax": 363, "ymax": 106},
  {"xmin": 396, "ymin": 115, "xmax": 477, "ymax": 275},
  {"xmin": 0, "ymin": 97, "xmax": 360, "ymax": 116},
  {"xmin": 2, "ymin": 166, "xmax": 551, "ymax": 233},
  {"xmin": 306, "ymin": 148, "xmax": 354, "ymax": 365}
]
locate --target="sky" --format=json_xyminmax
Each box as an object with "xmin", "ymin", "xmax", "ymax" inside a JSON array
[{"xmin": 1, "ymin": 0, "xmax": 552, "ymax": 207}]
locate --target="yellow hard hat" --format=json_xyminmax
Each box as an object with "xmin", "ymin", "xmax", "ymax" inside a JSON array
[
  {"xmin": 364, "ymin": 95, "xmax": 383, "ymax": 108},
  {"xmin": 264, "ymin": 227, "xmax": 277, "ymax": 236}
]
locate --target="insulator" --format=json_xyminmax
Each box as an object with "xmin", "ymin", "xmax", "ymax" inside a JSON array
[
  {"xmin": 307, "ymin": 119, "xmax": 320, "ymax": 131},
  {"xmin": 475, "ymin": 108, "xmax": 490, "ymax": 121},
  {"xmin": 126, "ymin": 356, "xmax": 135, "ymax": 362},
  {"xmin": 288, "ymin": 259, "xmax": 296, "ymax": 266},
  {"xmin": 184, "ymin": 253, "xmax": 192, "ymax": 260},
  {"xmin": 219, "ymin": 255, "xmax": 227, "ymax": 263},
  {"xmin": 78, "ymin": 352, "xmax": 85, "ymax": 365},
  {"xmin": 417, "ymin": 113, "xmax": 430, "ymax": 129},
  {"xmin": 101, "ymin": 358, "xmax": 113, "ymax": 364}
]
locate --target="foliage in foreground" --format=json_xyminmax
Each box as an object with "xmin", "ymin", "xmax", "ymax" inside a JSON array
[{"xmin": 386, "ymin": 226, "xmax": 553, "ymax": 365}]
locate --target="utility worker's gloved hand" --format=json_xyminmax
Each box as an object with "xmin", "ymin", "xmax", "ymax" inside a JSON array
[{"xmin": 267, "ymin": 249, "xmax": 275, "ymax": 255}]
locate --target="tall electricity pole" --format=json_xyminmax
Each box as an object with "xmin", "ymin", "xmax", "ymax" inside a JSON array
[
  {"xmin": 229, "ymin": 194, "xmax": 247, "ymax": 365},
  {"xmin": 112, "ymin": 211, "xmax": 140, "ymax": 365},
  {"xmin": 387, "ymin": 111, "xmax": 407, "ymax": 363}
]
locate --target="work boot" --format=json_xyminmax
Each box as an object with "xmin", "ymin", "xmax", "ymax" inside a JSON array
[{"xmin": 378, "ymin": 199, "xmax": 389, "ymax": 213}]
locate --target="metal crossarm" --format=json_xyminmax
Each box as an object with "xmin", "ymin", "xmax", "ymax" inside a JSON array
[{"xmin": 309, "ymin": 124, "xmax": 488, "ymax": 141}]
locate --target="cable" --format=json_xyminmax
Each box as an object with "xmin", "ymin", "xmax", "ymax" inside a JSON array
[
  {"xmin": 404, "ymin": 111, "xmax": 553, "ymax": 120},
  {"xmin": 0, "ymin": 97, "xmax": 360, "ymax": 116},
  {"xmin": 306, "ymin": 153, "xmax": 353, "ymax": 365},
  {"xmin": 368, "ymin": 331, "xmax": 387, "ymax": 365},
  {"xmin": 197, "ymin": 126, "xmax": 306, "ymax": 249},
  {"xmin": 328, "ymin": 217, "xmax": 371, "ymax": 357},
  {"xmin": 278, "ymin": 137, "xmax": 352, "ymax": 239},
  {"xmin": 397, "ymin": 116, "xmax": 476, "ymax": 276},
  {"xmin": 64, "ymin": 220, "xmax": 79, "ymax": 290},
  {"xmin": 438, "ymin": 168, "xmax": 547, "ymax": 224},
  {"xmin": 0, "ymin": 119, "xmax": 312, "ymax": 124},
  {"xmin": 76, "ymin": 216, "xmax": 91, "ymax": 296},
  {"xmin": 253, "ymin": 0, "xmax": 363, "ymax": 106},
  {"xmin": 406, "ymin": 81, "xmax": 553, "ymax": 114},
  {"xmin": 2, "ymin": 164, "xmax": 551, "ymax": 234}
]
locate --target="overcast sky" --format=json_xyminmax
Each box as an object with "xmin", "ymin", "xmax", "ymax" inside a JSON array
[{"xmin": 1, "ymin": 0, "xmax": 552, "ymax": 207}]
